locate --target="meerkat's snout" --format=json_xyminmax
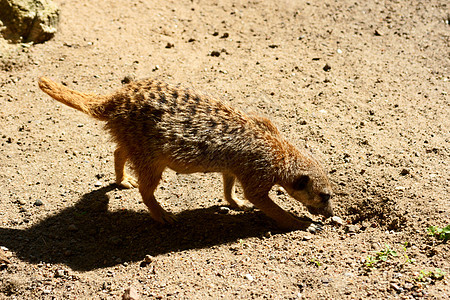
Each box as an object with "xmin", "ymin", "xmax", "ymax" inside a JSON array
[{"xmin": 306, "ymin": 194, "xmax": 334, "ymax": 218}]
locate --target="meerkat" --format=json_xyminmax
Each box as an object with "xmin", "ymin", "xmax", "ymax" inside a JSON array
[{"xmin": 38, "ymin": 76, "xmax": 333, "ymax": 231}]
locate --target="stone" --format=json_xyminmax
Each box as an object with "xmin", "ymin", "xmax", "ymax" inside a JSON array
[
  {"xmin": 0, "ymin": 248, "xmax": 11, "ymax": 264},
  {"xmin": 144, "ymin": 254, "xmax": 153, "ymax": 263},
  {"xmin": 346, "ymin": 224, "xmax": 359, "ymax": 233},
  {"xmin": 68, "ymin": 224, "xmax": 78, "ymax": 231},
  {"xmin": 218, "ymin": 206, "xmax": 230, "ymax": 214},
  {"xmin": 400, "ymin": 168, "xmax": 410, "ymax": 176},
  {"xmin": 54, "ymin": 269, "xmax": 65, "ymax": 278},
  {"xmin": 94, "ymin": 180, "xmax": 102, "ymax": 187},
  {"xmin": 122, "ymin": 286, "xmax": 140, "ymax": 300},
  {"xmin": 121, "ymin": 75, "xmax": 135, "ymax": 85},
  {"xmin": 244, "ymin": 274, "xmax": 254, "ymax": 281},
  {"xmin": 331, "ymin": 216, "xmax": 344, "ymax": 226},
  {"xmin": 0, "ymin": 0, "xmax": 60, "ymax": 43},
  {"xmin": 302, "ymin": 235, "xmax": 312, "ymax": 241}
]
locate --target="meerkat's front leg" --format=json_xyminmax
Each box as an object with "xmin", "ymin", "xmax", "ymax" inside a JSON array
[
  {"xmin": 114, "ymin": 147, "xmax": 138, "ymax": 189},
  {"xmin": 223, "ymin": 173, "xmax": 253, "ymax": 210},
  {"xmin": 244, "ymin": 189, "xmax": 319, "ymax": 231}
]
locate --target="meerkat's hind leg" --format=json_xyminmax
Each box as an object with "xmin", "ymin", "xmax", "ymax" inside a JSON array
[
  {"xmin": 114, "ymin": 147, "xmax": 138, "ymax": 189},
  {"xmin": 222, "ymin": 173, "xmax": 253, "ymax": 211},
  {"xmin": 138, "ymin": 167, "xmax": 176, "ymax": 224}
]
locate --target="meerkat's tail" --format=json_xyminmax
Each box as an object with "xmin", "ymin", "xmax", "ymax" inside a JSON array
[{"xmin": 38, "ymin": 77, "xmax": 108, "ymax": 120}]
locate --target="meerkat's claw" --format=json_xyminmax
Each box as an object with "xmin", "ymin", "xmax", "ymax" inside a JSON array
[
  {"xmin": 306, "ymin": 222, "xmax": 323, "ymax": 234},
  {"xmin": 118, "ymin": 174, "xmax": 138, "ymax": 189}
]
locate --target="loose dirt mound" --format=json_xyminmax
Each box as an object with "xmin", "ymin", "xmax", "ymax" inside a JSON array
[{"xmin": 1, "ymin": 0, "xmax": 449, "ymax": 299}]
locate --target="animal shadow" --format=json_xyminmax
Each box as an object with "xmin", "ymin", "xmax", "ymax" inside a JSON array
[{"xmin": 0, "ymin": 184, "xmax": 274, "ymax": 271}]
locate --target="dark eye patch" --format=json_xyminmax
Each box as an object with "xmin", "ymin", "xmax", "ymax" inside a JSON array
[{"xmin": 292, "ymin": 175, "xmax": 310, "ymax": 190}]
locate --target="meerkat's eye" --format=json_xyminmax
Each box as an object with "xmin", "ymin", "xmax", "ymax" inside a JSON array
[
  {"xmin": 319, "ymin": 192, "xmax": 331, "ymax": 203},
  {"xmin": 292, "ymin": 175, "xmax": 310, "ymax": 190}
]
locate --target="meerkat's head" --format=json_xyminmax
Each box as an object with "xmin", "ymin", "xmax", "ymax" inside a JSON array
[{"xmin": 282, "ymin": 171, "xmax": 334, "ymax": 218}]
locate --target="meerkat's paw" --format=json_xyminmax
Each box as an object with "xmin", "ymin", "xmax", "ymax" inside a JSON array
[
  {"xmin": 150, "ymin": 209, "xmax": 177, "ymax": 225},
  {"xmin": 281, "ymin": 214, "xmax": 323, "ymax": 233},
  {"xmin": 117, "ymin": 174, "xmax": 138, "ymax": 189},
  {"xmin": 229, "ymin": 198, "xmax": 254, "ymax": 211},
  {"xmin": 306, "ymin": 222, "xmax": 323, "ymax": 234}
]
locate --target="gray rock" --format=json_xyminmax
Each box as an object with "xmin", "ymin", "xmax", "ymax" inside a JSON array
[
  {"xmin": 34, "ymin": 199, "xmax": 43, "ymax": 206},
  {"xmin": 0, "ymin": 0, "xmax": 59, "ymax": 43}
]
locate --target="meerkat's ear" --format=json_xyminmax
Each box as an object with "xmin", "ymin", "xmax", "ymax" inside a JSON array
[{"xmin": 292, "ymin": 175, "xmax": 310, "ymax": 190}]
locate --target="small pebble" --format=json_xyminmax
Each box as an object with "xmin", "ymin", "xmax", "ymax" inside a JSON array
[
  {"xmin": 303, "ymin": 235, "xmax": 312, "ymax": 241},
  {"xmin": 400, "ymin": 169, "xmax": 410, "ymax": 176},
  {"xmin": 331, "ymin": 216, "xmax": 344, "ymax": 226},
  {"xmin": 94, "ymin": 181, "xmax": 102, "ymax": 187},
  {"xmin": 244, "ymin": 274, "xmax": 254, "ymax": 281},
  {"xmin": 210, "ymin": 50, "xmax": 221, "ymax": 57},
  {"xmin": 121, "ymin": 75, "xmax": 135, "ymax": 84},
  {"xmin": 218, "ymin": 206, "xmax": 230, "ymax": 214},
  {"xmin": 144, "ymin": 255, "xmax": 153, "ymax": 263},
  {"xmin": 34, "ymin": 199, "xmax": 43, "ymax": 206},
  {"xmin": 346, "ymin": 225, "xmax": 359, "ymax": 233},
  {"xmin": 122, "ymin": 286, "xmax": 140, "ymax": 300},
  {"xmin": 54, "ymin": 269, "xmax": 65, "ymax": 278},
  {"xmin": 390, "ymin": 283, "xmax": 404, "ymax": 293},
  {"xmin": 0, "ymin": 249, "xmax": 11, "ymax": 264},
  {"xmin": 68, "ymin": 224, "xmax": 78, "ymax": 231},
  {"xmin": 306, "ymin": 226, "xmax": 316, "ymax": 234}
]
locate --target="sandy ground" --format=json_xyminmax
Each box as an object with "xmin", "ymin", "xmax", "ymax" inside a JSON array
[{"xmin": 1, "ymin": 0, "xmax": 449, "ymax": 299}]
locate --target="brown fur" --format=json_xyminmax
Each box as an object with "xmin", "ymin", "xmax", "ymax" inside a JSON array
[{"xmin": 38, "ymin": 76, "xmax": 333, "ymax": 231}]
